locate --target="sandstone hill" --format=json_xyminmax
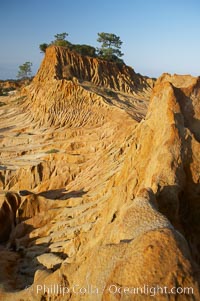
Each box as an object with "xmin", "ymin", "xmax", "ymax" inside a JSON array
[
  {"xmin": 0, "ymin": 79, "xmax": 31, "ymax": 96},
  {"xmin": 0, "ymin": 46, "xmax": 199, "ymax": 300}
]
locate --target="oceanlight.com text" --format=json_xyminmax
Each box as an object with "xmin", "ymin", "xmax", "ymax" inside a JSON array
[
  {"xmin": 108, "ymin": 284, "xmax": 194, "ymax": 296},
  {"xmin": 25, "ymin": 283, "xmax": 194, "ymax": 297}
]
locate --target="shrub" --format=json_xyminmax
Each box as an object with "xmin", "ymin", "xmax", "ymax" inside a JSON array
[
  {"xmin": 45, "ymin": 149, "xmax": 59, "ymax": 154},
  {"xmin": 71, "ymin": 44, "xmax": 97, "ymax": 57}
]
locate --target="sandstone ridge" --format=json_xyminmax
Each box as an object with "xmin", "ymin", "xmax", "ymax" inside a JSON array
[
  {"xmin": 20, "ymin": 46, "xmax": 154, "ymax": 127},
  {"xmin": 35, "ymin": 46, "xmax": 154, "ymax": 93}
]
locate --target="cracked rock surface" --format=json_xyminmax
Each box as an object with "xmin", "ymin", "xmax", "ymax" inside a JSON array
[{"xmin": 0, "ymin": 47, "xmax": 200, "ymax": 300}]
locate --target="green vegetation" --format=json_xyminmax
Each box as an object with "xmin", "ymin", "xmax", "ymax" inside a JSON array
[
  {"xmin": 71, "ymin": 44, "xmax": 96, "ymax": 57},
  {"xmin": 40, "ymin": 32, "xmax": 96, "ymax": 57},
  {"xmin": 39, "ymin": 43, "xmax": 49, "ymax": 53},
  {"xmin": 39, "ymin": 32, "xmax": 124, "ymax": 63},
  {"xmin": 54, "ymin": 32, "xmax": 68, "ymax": 41},
  {"xmin": 45, "ymin": 149, "xmax": 59, "ymax": 154},
  {"xmin": 97, "ymin": 32, "xmax": 124, "ymax": 63},
  {"xmin": 17, "ymin": 62, "xmax": 32, "ymax": 79},
  {"xmin": 53, "ymin": 32, "xmax": 71, "ymax": 47},
  {"xmin": 40, "ymin": 32, "xmax": 72, "ymax": 53}
]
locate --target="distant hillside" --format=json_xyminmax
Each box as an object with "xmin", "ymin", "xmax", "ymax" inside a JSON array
[{"xmin": 0, "ymin": 78, "xmax": 32, "ymax": 95}]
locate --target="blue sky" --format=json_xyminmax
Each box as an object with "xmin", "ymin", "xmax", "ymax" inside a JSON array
[{"xmin": 0, "ymin": 0, "xmax": 200, "ymax": 79}]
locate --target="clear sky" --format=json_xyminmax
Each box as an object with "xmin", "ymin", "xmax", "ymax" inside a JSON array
[{"xmin": 0, "ymin": 0, "xmax": 200, "ymax": 79}]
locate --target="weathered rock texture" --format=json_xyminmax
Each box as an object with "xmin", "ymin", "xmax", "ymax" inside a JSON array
[
  {"xmin": 0, "ymin": 46, "xmax": 199, "ymax": 300},
  {"xmin": 0, "ymin": 79, "xmax": 31, "ymax": 94}
]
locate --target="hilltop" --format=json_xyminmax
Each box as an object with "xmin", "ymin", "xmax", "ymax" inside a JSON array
[{"xmin": 0, "ymin": 46, "xmax": 199, "ymax": 300}]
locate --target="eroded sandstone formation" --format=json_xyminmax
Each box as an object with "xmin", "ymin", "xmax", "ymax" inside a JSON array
[
  {"xmin": 0, "ymin": 79, "xmax": 31, "ymax": 94},
  {"xmin": 0, "ymin": 46, "xmax": 199, "ymax": 300}
]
